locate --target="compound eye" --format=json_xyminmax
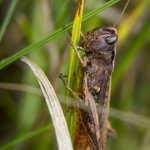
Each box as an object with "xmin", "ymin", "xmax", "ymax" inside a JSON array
[{"xmin": 105, "ymin": 35, "xmax": 118, "ymax": 45}]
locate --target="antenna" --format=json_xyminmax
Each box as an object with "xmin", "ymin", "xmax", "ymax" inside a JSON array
[{"xmin": 113, "ymin": 0, "xmax": 130, "ymax": 27}]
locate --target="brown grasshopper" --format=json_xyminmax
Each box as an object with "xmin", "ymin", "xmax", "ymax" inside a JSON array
[
  {"xmin": 68, "ymin": 27, "xmax": 118, "ymax": 150},
  {"xmin": 60, "ymin": 1, "xmax": 129, "ymax": 149}
]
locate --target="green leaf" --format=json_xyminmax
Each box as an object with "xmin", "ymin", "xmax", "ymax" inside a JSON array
[
  {"xmin": 0, "ymin": 0, "xmax": 19, "ymax": 42},
  {"xmin": 0, "ymin": 0, "xmax": 120, "ymax": 70}
]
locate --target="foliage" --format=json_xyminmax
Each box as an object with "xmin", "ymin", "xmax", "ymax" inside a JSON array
[{"xmin": 0, "ymin": 0, "xmax": 150, "ymax": 149}]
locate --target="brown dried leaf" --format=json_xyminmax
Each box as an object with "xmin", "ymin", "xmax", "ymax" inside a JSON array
[{"xmin": 21, "ymin": 56, "xmax": 72, "ymax": 150}]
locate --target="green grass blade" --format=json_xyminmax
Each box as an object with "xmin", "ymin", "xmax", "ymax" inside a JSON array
[
  {"xmin": 66, "ymin": 0, "xmax": 84, "ymax": 141},
  {"xmin": 0, "ymin": 0, "xmax": 120, "ymax": 70},
  {"xmin": 83, "ymin": 0, "xmax": 120, "ymax": 21},
  {"xmin": 67, "ymin": 0, "xmax": 84, "ymax": 91},
  {"xmin": 56, "ymin": 0, "xmax": 70, "ymax": 28},
  {"xmin": 112, "ymin": 19, "xmax": 150, "ymax": 93},
  {"xmin": 0, "ymin": 0, "xmax": 19, "ymax": 42},
  {"xmin": 118, "ymin": 0, "xmax": 149, "ymax": 44},
  {"xmin": 0, "ymin": 125, "xmax": 52, "ymax": 150}
]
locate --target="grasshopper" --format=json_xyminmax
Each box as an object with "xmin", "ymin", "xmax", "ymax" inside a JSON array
[
  {"xmin": 60, "ymin": 1, "xmax": 129, "ymax": 149},
  {"xmin": 69, "ymin": 27, "xmax": 118, "ymax": 150}
]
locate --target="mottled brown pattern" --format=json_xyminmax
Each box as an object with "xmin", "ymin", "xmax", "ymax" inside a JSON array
[
  {"xmin": 74, "ymin": 111, "xmax": 88, "ymax": 150},
  {"xmin": 75, "ymin": 27, "xmax": 118, "ymax": 150}
]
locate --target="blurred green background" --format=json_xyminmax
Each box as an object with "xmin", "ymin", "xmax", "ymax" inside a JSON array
[{"xmin": 0, "ymin": 0, "xmax": 150, "ymax": 150}]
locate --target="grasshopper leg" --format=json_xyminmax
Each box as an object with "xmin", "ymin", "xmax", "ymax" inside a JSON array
[
  {"xmin": 59, "ymin": 73, "xmax": 83, "ymax": 103},
  {"xmin": 67, "ymin": 37, "xmax": 86, "ymax": 67}
]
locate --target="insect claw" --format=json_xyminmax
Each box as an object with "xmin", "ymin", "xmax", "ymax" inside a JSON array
[
  {"xmin": 59, "ymin": 73, "xmax": 68, "ymax": 87},
  {"xmin": 59, "ymin": 73, "xmax": 67, "ymax": 78},
  {"xmin": 68, "ymin": 30, "xmax": 72, "ymax": 37},
  {"xmin": 59, "ymin": 73, "xmax": 83, "ymax": 103},
  {"xmin": 65, "ymin": 105, "xmax": 73, "ymax": 117},
  {"xmin": 80, "ymin": 31, "xmax": 84, "ymax": 38},
  {"xmin": 67, "ymin": 37, "xmax": 85, "ymax": 66}
]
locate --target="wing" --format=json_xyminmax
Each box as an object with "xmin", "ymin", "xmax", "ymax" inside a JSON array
[
  {"xmin": 81, "ymin": 73, "xmax": 101, "ymax": 150},
  {"xmin": 74, "ymin": 110, "xmax": 89, "ymax": 150},
  {"xmin": 98, "ymin": 74, "xmax": 112, "ymax": 149}
]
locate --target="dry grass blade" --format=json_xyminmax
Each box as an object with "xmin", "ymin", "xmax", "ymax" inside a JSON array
[
  {"xmin": 0, "ymin": 82, "xmax": 42, "ymax": 96},
  {"xmin": 21, "ymin": 56, "xmax": 72, "ymax": 150},
  {"xmin": 110, "ymin": 108, "xmax": 150, "ymax": 128}
]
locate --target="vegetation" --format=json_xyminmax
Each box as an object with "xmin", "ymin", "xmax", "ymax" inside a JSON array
[{"xmin": 0, "ymin": 0, "xmax": 150, "ymax": 149}]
